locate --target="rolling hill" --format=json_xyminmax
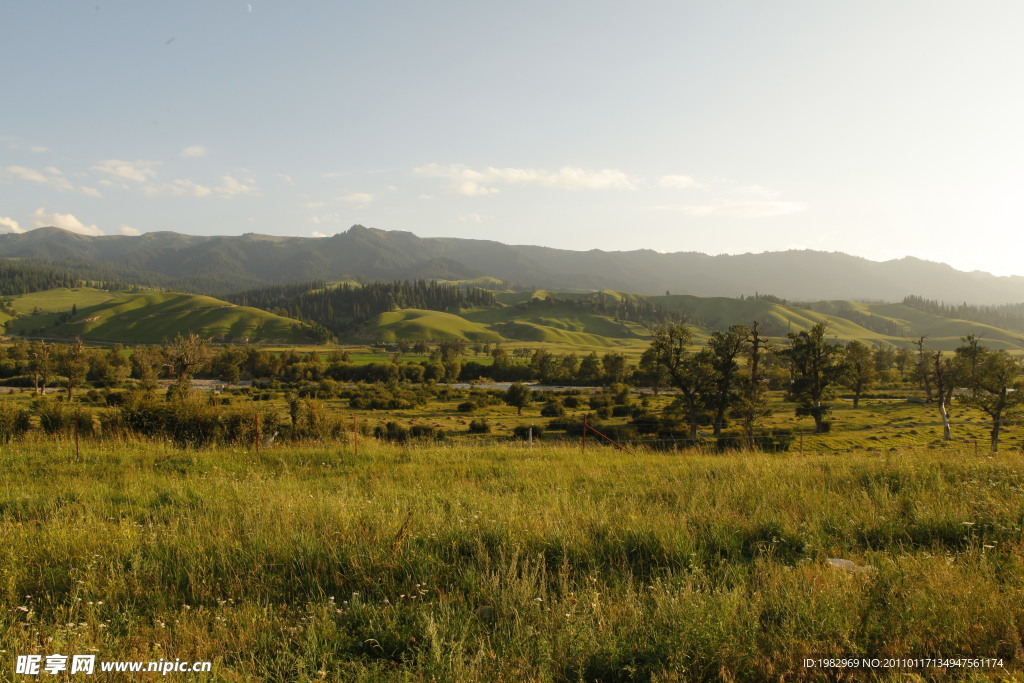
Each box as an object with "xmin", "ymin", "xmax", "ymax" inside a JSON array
[
  {"xmin": 4, "ymin": 290, "xmax": 316, "ymax": 344},
  {"xmin": 370, "ymin": 309, "xmax": 503, "ymax": 343},
  {"xmin": 5, "ymin": 283, "xmax": 1024, "ymax": 351}
]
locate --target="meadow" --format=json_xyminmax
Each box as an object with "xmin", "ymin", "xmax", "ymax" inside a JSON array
[{"xmin": 2, "ymin": 435, "xmax": 1024, "ymax": 681}]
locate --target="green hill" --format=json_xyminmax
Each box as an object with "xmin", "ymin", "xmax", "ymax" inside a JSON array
[
  {"xmin": 6, "ymin": 291, "xmax": 315, "ymax": 344},
  {"xmin": 370, "ymin": 309, "xmax": 504, "ymax": 342}
]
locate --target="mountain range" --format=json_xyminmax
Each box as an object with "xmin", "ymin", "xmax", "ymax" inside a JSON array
[{"xmin": 3, "ymin": 225, "xmax": 1023, "ymax": 304}]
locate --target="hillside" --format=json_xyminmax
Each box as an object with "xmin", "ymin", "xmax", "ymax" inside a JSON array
[
  {"xmin": 6, "ymin": 225, "xmax": 1024, "ymax": 304},
  {"xmin": 345, "ymin": 288, "xmax": 1024, "ymax": 350},
  {"xmin": 5, "ymin": 290, "xmax": 316, "ymax": 344},
  {"xmin": 369, "ymin": 309, "xmax": 503, "ymax": 343}
]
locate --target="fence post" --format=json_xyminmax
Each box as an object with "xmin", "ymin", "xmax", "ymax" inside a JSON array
[
  {"xmin": 582, "ymin": 414, "xmax": 587, "ymax": 455},
  {"xmin": 528, "ymin": 426, "xmax": 533, "ymax": 448}
]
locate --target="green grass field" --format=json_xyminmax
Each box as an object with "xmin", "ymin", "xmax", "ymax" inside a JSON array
[{"xmin": 2, "ymin": 438, "xmax": 1023, "ymax": 680}]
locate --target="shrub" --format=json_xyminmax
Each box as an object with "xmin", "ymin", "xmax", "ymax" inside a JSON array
[
  {"xmin": 512, "ymin": 424, "xmax": 543, "ymax": 440},
  {"xmin": 468, "ymin": 418, "xmax": 491, "ymax": 434},
  {"xmin": 410, "ymin": 424, "xmax": 445, "ymax": 441},
  {"xmin": 540, "ymin": 401, "xmax": 566, "ymax": 418},
  {"xmin": 457, "ymin": 401, "xmax": 478, "ymax": 413},
  {"xmin": 374, "ymin": 421, "xmax": 410, "ymax": 443},
  {"xmin": 0, "ymin": 401, "xmax": 31, "ymax": 443}
]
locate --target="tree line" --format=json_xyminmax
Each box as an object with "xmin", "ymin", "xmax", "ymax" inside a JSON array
[
  {"xmin": 643, "ymin": 321, "xmax": 1024, "ymax": 453},
  {"xmin": 903, "ymin": 295, "xmax": 1024, "ymax": 333}
]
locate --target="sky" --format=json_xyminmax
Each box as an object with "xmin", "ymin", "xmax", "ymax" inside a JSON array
[{"xmin": 3, "ymin": 1, "xmax": 1024, "ymax": 275}]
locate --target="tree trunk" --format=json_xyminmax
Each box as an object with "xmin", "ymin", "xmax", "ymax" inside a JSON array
[
  {"xmin": 939, "ymin": 399, "xmax": 951, "ymax": 441},
  {"xmin": 813, "ymin": 414, "xmax": 826, "ymax": 434}
]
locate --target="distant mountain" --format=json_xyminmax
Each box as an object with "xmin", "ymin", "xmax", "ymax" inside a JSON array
[{"xmin": 3, "ymin": 225, "xmax": 1024, "ymax": 304}]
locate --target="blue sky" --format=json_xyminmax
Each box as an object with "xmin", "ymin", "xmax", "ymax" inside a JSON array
[{"xmin": 3, "ymin": 1, "xmax": 1024, "ymax": 275}]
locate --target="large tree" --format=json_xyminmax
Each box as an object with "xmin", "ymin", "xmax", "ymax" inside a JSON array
[
  {"xmin": 733, "ymin": 321, "xmax": 772, "ymax": 449},
  {"xmin": 504, "ymin": 382, "xmax": 531, "ymax": 416},
  {"xmin": 783, "ymin": 323, "xmax": 844, "ymax": 433},
  {"xmin": 706, "ymin": 324, "xmax": 749, "ymax": 440},
  {"xmin": 955, "ymin": 335, "xmax": 1024, "ymax": 453},
  {"xmin": 646, "ymin": 323, "xmax": 714, "ymax": 440},
  {"xmin": 162, "ymin": 333, "xmax": 212, "ymax": 391},
  {"xmin": 57, "ymin": 339, "xmax": 89, "ymax": 401},
  {"xmin": 841, "ymin": 340, "xmax": 876, "ymax": 409},
  {"xmin": 28, "ymin": 341, "xmax": 53, "ymax": 395}
]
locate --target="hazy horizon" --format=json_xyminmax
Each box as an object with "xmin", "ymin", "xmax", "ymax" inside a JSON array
[{"xmin": 4, "ymin": 2, "xmax": 1023, "ymax": 275}]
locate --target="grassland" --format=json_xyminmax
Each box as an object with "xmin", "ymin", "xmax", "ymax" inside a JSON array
[
  {"xmin": 2, "ymin": 437, "xmax": 1023, "ymax": 680},
  {"xmin": 5, "ymin": 291, "xmax": 314, "ymax": 344},
  {"xmin": 371, "ymin": 309, "xmax": 503, "ymax": 343},
  {"xmin": 361, "ymin": 289, "xmax": 1024, "ymax": 351}
]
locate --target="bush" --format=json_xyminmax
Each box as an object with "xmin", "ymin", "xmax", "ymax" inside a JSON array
[
  {"xmin": 374, "ymin": 421, "xmax": 410, "ymax": 443},
  {"xmin": 0, "ymin": 401, "xmax": 31, "ymax": 443},
  {"xmin": 540, "ymin": 401, "xmax": 565, "ymax": 418},
  {"xmin": 410, "ymin": 424, "xmax": 445, "ymax": 441},
  {"xmin": 468, "ymin": 418, "xmax": 491, "ymax": 434},
  {"xmin": 35, "ymin": 399, "xmax": 69, "ymax": 435},
  {"xmin": 457, "ymin": 401, "xmax": 478, "ymax": 413},
  {"xmin": 512, "ymin": 424, "xmax": 543, "ymax": 441}
]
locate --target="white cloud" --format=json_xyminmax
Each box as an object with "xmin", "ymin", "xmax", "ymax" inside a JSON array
[
  {"xmin": 277, "ymin": 173, "xmax": 296, "ymax": 185},
  {"xmin": 303, "ymin": 201, "xmax": 327, "ymax": 209},
  {"xmin": 91, "ymin": 159, "xmax": 160, "ymax": 183},
  {"xmin": 311, "ymin": 231, "xmax": 328, "ymax": 238},
  {"xmin": 310, "ymin": 212, "xmax": 342, "ymax": 225},
  {"xmin": 173, "ymin": 179, "xmax": 214, "ymax": 197},
  {"xmin": 31, "ymin": 208, "xmax": 104, "ymax": 236},
  {"xmin": 460, "ymin": 213, "xmax": 486, "ymax": 223},
  {"xmin": 30, "ymin": 146, "xmax": 48, "ymax": 153},
  {"xmin": 3, "ymin": 165, "xmax": 48, "ymax": 183},
  {"xmin": 417, "ymin": 194, "xmax": 433, "ymax": 200},
  {"xmin": 215, "ymin": 175, "xmax": 260, "ymax": 197},
  {"xmin": 337, "ymin": 192, "xmax": 374, "ymax": 205},
  {"xmin": 118, "ymin": 225, "xmax": 140, "ymax": 236},
  {"xmin": 454, "ymin": 181, "xmax": 500, "ymax": 196},
  {"xmin": 80, "ymin": 186, "xmax": 103, "ymax": 198},
  {"xmin": 142, "ymin": 178, "xmax": 215, "ymax": 198},
  {"xmin": 659, "ymin": 174, "xmax": 700, "ymax": 189},
  {"xmin": 180, "ymin": 145, "xmax": 207, "ymax": 158},
  {"xmin": 415, "ymin": 163, "xmax": 638, "ymax": 194},
  {"xmin": 0, "ymin": 217, "xmax": 24, "ymax": 234},
  {"xmin": 658, "ymin": 201, "xmax": 808, "ymax": 217},
  {"xmin": 2, "ymin": 165, "xmax": 75, "ymax": 191}
]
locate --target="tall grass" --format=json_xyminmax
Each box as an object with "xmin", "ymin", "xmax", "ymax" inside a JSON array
[{"xmin": 2, "ymin": 439, "xmax": 1023, "ymax": 680}]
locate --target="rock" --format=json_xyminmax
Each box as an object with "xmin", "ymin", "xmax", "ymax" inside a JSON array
[{"xmin": 827, "ymin": 558, "xmax": 876, "ymax": 574}]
